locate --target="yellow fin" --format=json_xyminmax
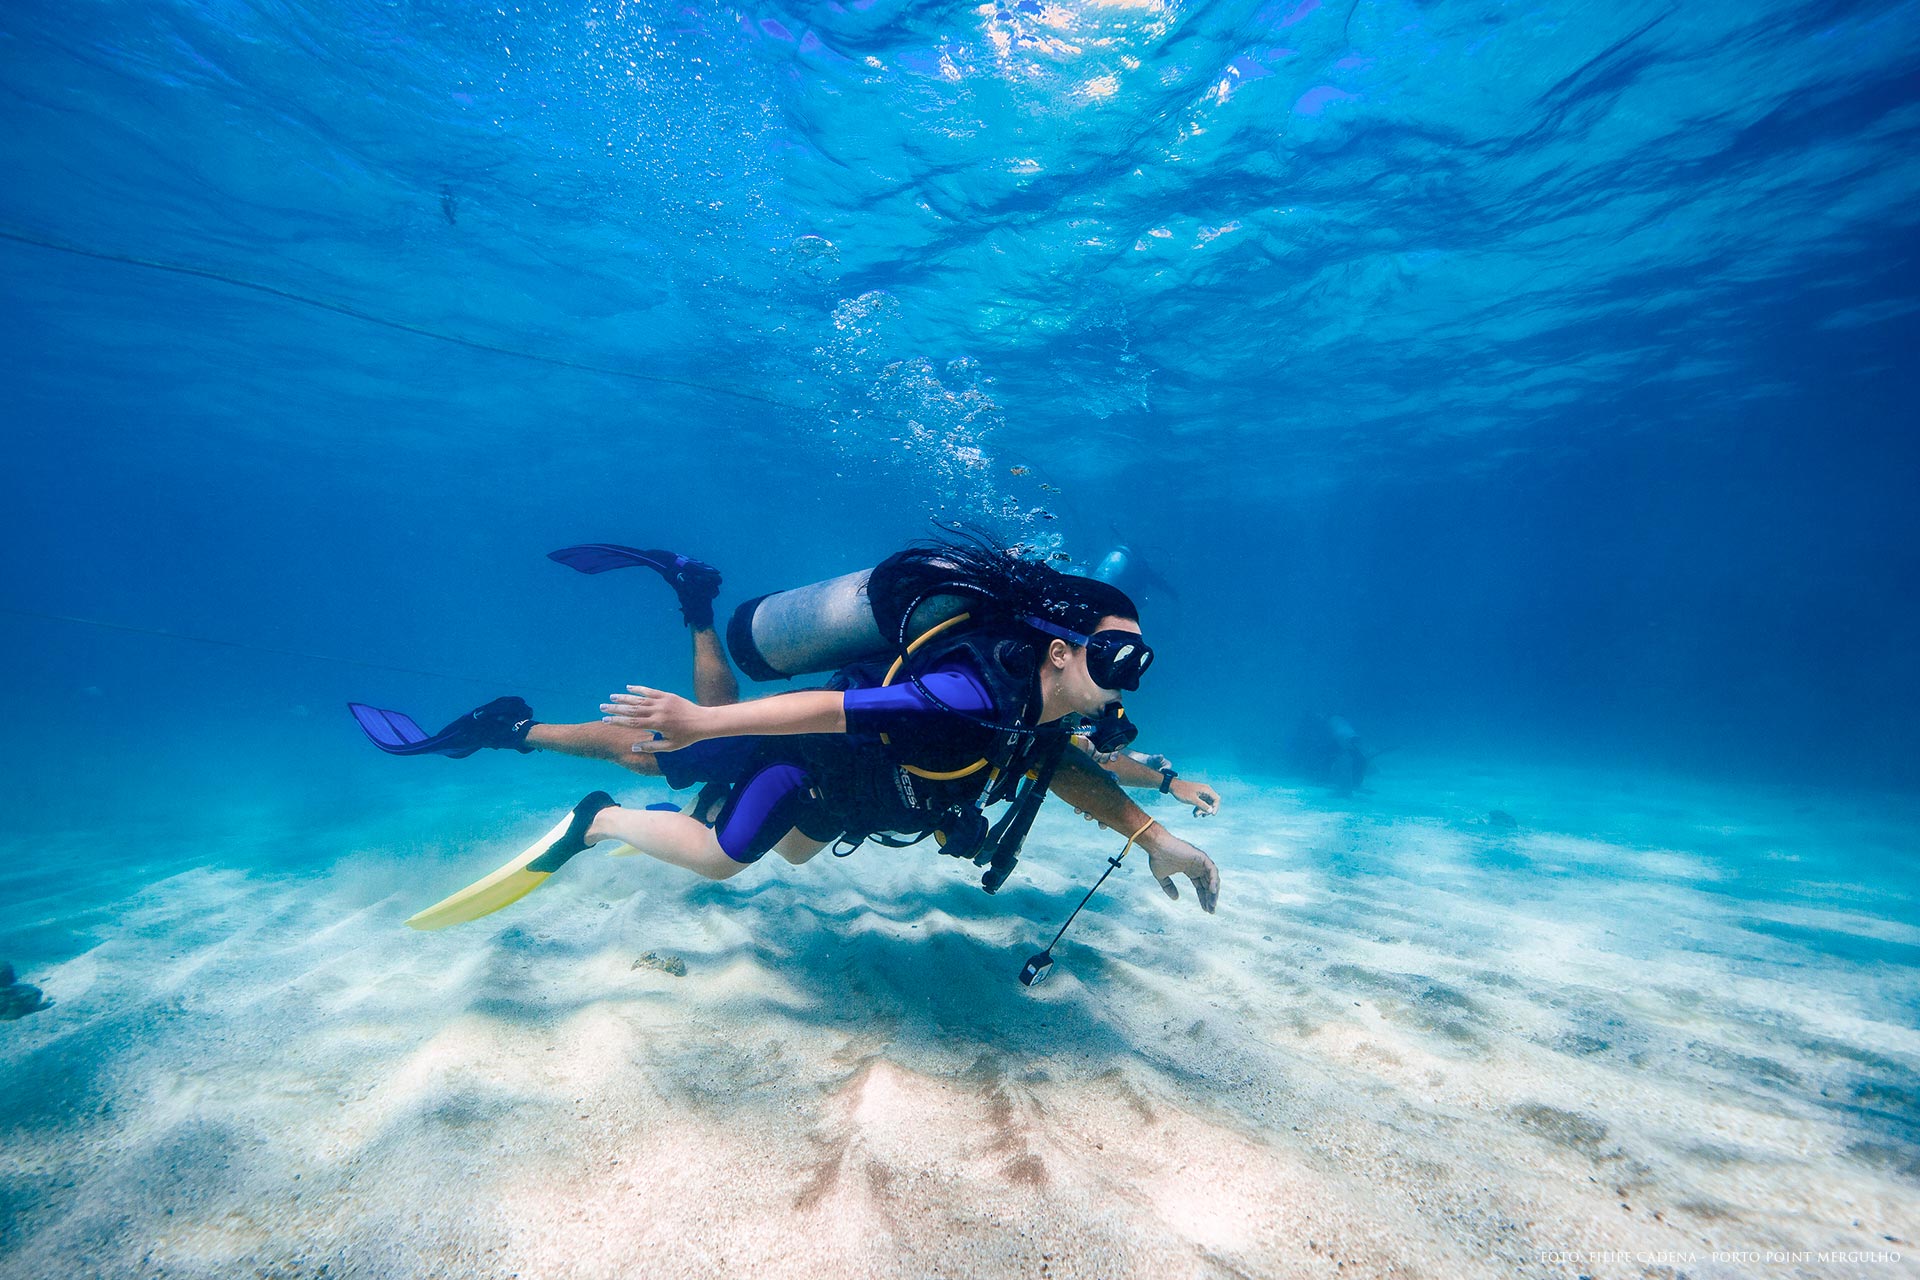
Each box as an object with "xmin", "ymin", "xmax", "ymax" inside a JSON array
[{"xmin": 404, "ymin": 812, "xmax": 572, "ymax": 931}]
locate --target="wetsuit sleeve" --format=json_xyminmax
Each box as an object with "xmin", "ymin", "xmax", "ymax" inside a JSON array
[{"xmin": 842, "ymin": 667, "xmax": 995, "ymax": 735}]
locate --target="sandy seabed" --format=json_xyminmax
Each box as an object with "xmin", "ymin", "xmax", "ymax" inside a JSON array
[{"xmin": 1, "ymin": 757, "xmax": 1916, "ymax": 1280}]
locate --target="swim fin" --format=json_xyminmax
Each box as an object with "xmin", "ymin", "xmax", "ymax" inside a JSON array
[
  {"xmin": 406, "ymin": 791, "xmax": 619, "ymax": 930},
  {"xmin": 348, "ymin": 697, "xmax": 536, "ymax": 758},
  {"xmin": 548, "ymin": 544, "xmax": 722, "ymax": 626}
]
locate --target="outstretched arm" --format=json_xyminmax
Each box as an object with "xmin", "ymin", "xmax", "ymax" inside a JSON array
[
  {"xmin": 604, "ymin": 686, "xmax": 845, "ymax": 752},
  {"xmin": 1047, "ymin": 749, "xmax": 1220, "ymax": 913},
  {"xmin": 605, "ymin": 665, "xmax": 994, "ymax": 753},
  {"xmin": 1081, "ymin": 743, "xmax": 1222, "ymax": 816}
]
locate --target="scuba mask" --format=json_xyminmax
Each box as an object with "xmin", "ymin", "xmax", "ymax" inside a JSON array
[{"xmin": 1024, "ymin": 617, "xmax": 1155, "ymax": 692}]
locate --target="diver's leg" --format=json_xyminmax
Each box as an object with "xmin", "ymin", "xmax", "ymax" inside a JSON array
[
  {"xmin": 588, "ymin": 761, "xmax": 813, "ymax": 881},
  {"xmin": 774, "ymin": 831, "xmax": 829, "ymax": 865},
  {"xmin": 546, "ymin": 543, "xmax": 731, "ymax": 701},
  {"xmin": 589, "ymin": 807, "xmax": 745, "ymax": 879},
  {"xmin": 691, "ymin": 624, "xmax": 740, "ymax": 707},
  {"xmin": 525, "ymin": 722, "xmax": 663, "ymax": 776}
]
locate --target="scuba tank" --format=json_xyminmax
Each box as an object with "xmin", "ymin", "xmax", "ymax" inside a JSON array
[
  {"xmin": 1092, "ymin": 539, "xmax": 1179, "ymax": 602},
  {"xmin": 1092, "ymin": 544, "xmax": 1132, "ymax": 586},
  {"xmin": 723, "ymin": 540, "xmax": 1088, "ymax": 893},
  {"xmin": 725, "ymin": 566, "xmax": 974, "ymax": 682}
]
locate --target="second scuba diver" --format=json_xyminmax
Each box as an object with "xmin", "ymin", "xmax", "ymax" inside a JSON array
[{"xmin": 350, "ymin": 535, "xmax": 1221, "ymax": 930}]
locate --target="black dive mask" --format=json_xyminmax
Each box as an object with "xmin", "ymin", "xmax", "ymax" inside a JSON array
[{"xmin": 1025, "ymin": 617, "xmax": 1155, "ymax": 692}]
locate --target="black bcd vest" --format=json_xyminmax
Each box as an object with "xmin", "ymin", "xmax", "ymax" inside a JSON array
[{"xmin": 795, "ymin": 624, "xmax": 1065, "ymax": 845}]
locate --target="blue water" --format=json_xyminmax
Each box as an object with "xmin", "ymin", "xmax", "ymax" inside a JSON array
[
  {"xmin": 3, "ymin": 0, "xmax": 1919, "ymax": 1275},
  {"xmin": 4, "ymin": 0, "xmax": 1918, "ymax": 795}
]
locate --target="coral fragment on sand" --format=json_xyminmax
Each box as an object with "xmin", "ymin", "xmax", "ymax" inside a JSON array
[{"xmin": 633, "ymin": 951, "xmax": 688, "ymax": 977}]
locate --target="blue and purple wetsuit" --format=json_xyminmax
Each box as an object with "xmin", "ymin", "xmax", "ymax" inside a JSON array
[{"xmin": 656, "ymin": 665, "xmax": 998, "ymax": 863}]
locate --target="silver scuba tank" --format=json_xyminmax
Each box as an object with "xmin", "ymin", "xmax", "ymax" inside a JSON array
[
  {"xmin": 1092, "ymin": 541, "xmax": 1176, "ymax": 602},
  {"xmin": 725, "ymin": 567, "xmax": 974, "ymax": 682}
]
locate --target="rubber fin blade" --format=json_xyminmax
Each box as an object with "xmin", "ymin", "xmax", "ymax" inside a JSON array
[
  {"xmin": 349, "ymin": 702, "xmax": 433, "ymax": 752},
  {"xmin": 348, "ymin": 698, "xmax": 531, "ymax": 759},
  {"xmin": 547, "ymin": 544, "xmax": 672, "ymax": 575},
  {"xmin": 405, "ymin": 812, "xmax": 573, "ymax": 931}
]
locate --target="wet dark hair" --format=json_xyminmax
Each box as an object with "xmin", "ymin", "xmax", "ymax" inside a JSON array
[
  {"xmin": 868, "ymin": 528, "xmax": 1140, "ymax": 643},
  {"xmin": 1050, "ymin": 575, "xmax": 1138, "ymax": 633}
]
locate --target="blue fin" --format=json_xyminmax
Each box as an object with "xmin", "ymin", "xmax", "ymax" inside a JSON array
[
  {"xmin": 347, "ymin": 698, "xmax": 535, "ymax": 758},
  {"xmin": 349, "ymin": 702, "xmax": 433, "ymax": 752},
  {"xmin": 548, "ymin": 544, "xmax": 723, "ymax": 626},
  {"xmin": 547, "ymin": 544, "xmax": 682, "ymax": 575}
]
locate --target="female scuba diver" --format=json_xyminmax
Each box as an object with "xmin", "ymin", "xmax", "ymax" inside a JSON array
[{"xmin": 349, "ymin": 535, "xmax": 1220, "ymax": 930}]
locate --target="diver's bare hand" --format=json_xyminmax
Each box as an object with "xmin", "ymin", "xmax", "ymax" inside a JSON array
[
  {"xmin": 602, "ymin": 686, "xmax": 712, "ymax": 752},
  {"xmin": 1171, "ymin": 778, "xmax": 1220, "ymax": 817},
  {"xmin": 1144, "ymin": 829, "xmax": 1220, "ymax": 914}
]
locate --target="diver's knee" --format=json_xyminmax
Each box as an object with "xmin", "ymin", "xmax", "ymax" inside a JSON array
[{"xmin": 775, "ymin": 831, "xmax": 828, "ymax": 865}]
